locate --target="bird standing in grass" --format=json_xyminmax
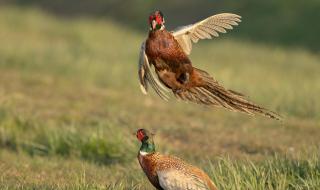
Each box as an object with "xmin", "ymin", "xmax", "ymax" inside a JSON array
[
  {"xmin": 138, "ymin": 10, "xmax": 281, "ymax": 120},
  {"xmin": 136, "ymin": 128, "xmax": 218, "ymax": 190}
]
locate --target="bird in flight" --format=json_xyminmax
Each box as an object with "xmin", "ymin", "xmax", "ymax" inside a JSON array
[
  {"xmin": 136, "ymin": 128, "xmax": 218, "ymax": 190},
  {"xmin": 138, "ymin": 10, "xmax": 281, "ymax": 120}
]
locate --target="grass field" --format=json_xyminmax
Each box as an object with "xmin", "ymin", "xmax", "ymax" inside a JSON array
[{"xmin": 0, "ymin": 6, "xmax": 319, "ymax": 190}]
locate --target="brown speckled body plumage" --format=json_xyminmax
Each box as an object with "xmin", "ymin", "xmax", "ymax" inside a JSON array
[
  {"xmin": 138, "ymin": 152, "xmax": 217, "ymax": 190},
  {"xmin": 138, "ymin": 152, "xmax": 163, "ymax": 189},
  {"xmin": 146, "ymin": 30, "xmax": 191, "ymax": 71},
  {"xmin": 146, "ymin": 30, "xmax": 196, "ymax": 91}
]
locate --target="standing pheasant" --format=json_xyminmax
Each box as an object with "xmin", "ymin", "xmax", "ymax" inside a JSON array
[
  {"xmin": 138, "ymin": 10, "xmax": 281, "ymax": 120},
  {"xmin": 136, "ymin": 128, "xmax": 218, "ymax": 190}
]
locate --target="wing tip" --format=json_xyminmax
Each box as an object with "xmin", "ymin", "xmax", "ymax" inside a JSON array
[
  {"xmin": 140, "ymin": 85, "xmax": 148, "ymax": 95},
  {"xmin": 217, "ymin": 13, "xmax": 242, "ymax": 22}
]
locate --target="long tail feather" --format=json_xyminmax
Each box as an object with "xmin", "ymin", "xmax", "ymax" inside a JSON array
[{"xmin": 175, "ymin": 68, "xmax": 282, "ymax": 120}]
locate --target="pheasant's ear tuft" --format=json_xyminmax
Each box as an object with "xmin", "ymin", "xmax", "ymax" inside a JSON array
[{"xmin": 158, "ymin": 10, "xmax": 163, "ymax": 18}]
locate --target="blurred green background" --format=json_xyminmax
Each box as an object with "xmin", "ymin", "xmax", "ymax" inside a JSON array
[
  {"xmin": 2, "ymin": 0, "xmax": 320, "ymax": 51},
  {"xmin": 0, "ymin": 0, "xmax": 319, "ymax": 189}
]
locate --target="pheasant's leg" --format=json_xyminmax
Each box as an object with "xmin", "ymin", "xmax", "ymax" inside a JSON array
[
  {"xmin": 177, "ymin": 63, "xmax": 193, "ymax": 85},
  {"xmin": 177, "ymin": 72, "xmax": 190, "ymax": 84},
  {"xmin": 157, "ymin": 70, "xmax": 185, "ymax": 92}
]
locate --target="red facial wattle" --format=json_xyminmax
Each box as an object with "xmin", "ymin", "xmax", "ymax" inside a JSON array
[
  {"xmin": 137, "ymin": 130, "xmax": 145, "ymax": 141},
  {"xmin": 149, "ymin": 15, "xmax": 154, "ymax": 24},
  {"xmin": 155, "ymin": 15, "xmax": 162, "ymax": 25},
  {"xmin": 149, "ymin": 14, "xmax": 162, "ymax": 25}
]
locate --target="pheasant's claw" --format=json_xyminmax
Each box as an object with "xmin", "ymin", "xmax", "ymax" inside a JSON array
[
  {"xmin": 173, "ymin": 88, "xmax": 186, "ymax": 94},
  {"xmin": 184, "ymin": 73, "xmax": 190, "ymax": 83},
  {"xmin": 178, "ymin": 72, "xmax": 190, "ymax": 84}
]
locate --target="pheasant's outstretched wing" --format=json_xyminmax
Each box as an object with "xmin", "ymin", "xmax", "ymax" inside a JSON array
[
  {"xmin": 138, "ymin": 42, "xmax": 170, "ymax": 100},
  {"xmin": 157, "ymin": 169, "xmax": 210, "ymax": 190},
  {"xmin": 172, "ymin": 13, "xmax": 241, "ymax": 55}
]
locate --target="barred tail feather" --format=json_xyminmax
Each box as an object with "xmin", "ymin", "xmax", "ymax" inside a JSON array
[{"xmin": 175, "ymin": 68, "xmax": 282, "ymax": 120}]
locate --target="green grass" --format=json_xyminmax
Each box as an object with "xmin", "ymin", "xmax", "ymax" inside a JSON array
[{"xmin": 0, "ymin": 6, "xmax": 319, "ymax": 190}]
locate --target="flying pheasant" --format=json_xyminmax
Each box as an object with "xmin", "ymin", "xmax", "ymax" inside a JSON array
[
  {"xmin": 136, "ymin": 128, "xmax": 218, "ymax": 190},
  {"xmin": 138, "ymin": 10, "xmax": 281, "ymax": 120}
]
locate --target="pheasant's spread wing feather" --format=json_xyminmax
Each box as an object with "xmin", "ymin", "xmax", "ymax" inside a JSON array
[
  {"xmin": 172, "ymin": 13, "xmax": 241, "ymax": 55},
  {"xmin": 157, "ymin": 169, "xmax": 209, "ymax": 190},
  {"xmin": 138, "ymin": 42, "xmax": 170, "ymax": 101}
]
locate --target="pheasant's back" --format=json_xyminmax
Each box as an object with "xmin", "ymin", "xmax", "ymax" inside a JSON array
[{"xmin": 155, "ymin": 154, "xmax": 218, "ymax": 190}]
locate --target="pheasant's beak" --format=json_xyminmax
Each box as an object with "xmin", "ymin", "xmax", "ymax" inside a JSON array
[{"xmin": 152, "ymin": 20, "xmax": 157, "ymax": 30}]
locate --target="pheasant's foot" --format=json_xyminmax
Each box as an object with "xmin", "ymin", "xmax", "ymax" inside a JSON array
[
  {"xmin": 177, "ymin": 73, "xmax": 190, "ymax": 84},
  {"xmin": 173, "ymin": 88, "xmax": 187, "ymax": 94}
]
